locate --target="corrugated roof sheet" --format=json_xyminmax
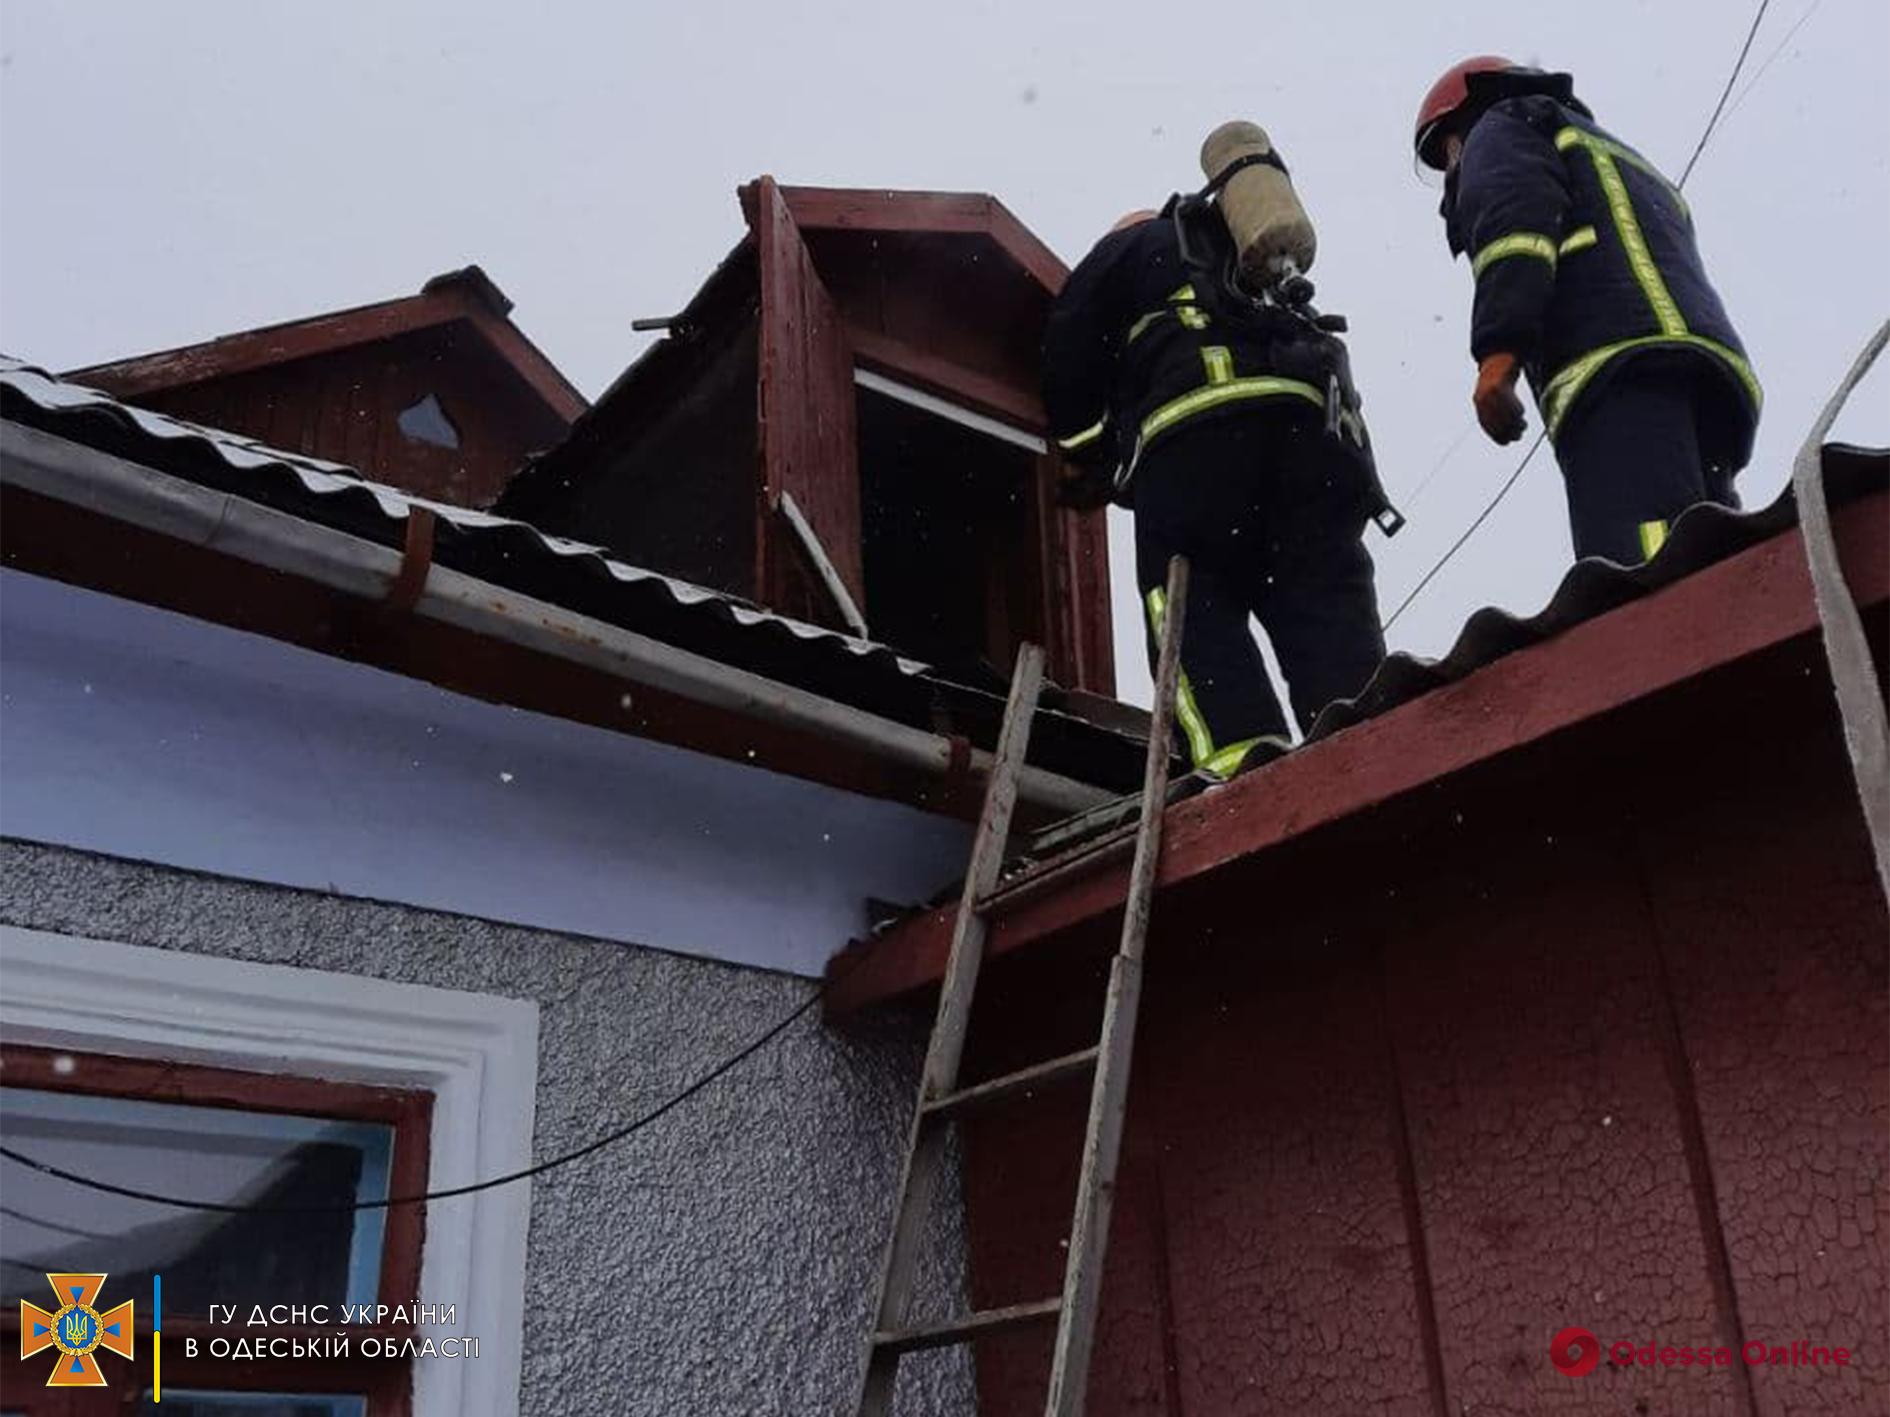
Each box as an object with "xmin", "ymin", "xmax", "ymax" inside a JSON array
[
  {"xmin": 0, "ymin": 357, "xmax": 1153, "ymax": 791},
  {"xmin": 1002, "ymin": 441, "xmax": 1890, "ymax": 885},
  {"xmin": 1309, "ymin": 441, "xmax": 1887, "ymax": 743},
  {"xmin": 839, "ymin": 440, "xmax": 1888, "ymax": 967},
  {"xmin": 1, "ymin": 354, "xmax": 929, "ymax": 670}
]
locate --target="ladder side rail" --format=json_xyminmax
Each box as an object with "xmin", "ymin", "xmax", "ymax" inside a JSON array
[
  {"xmin": 853, "ymin": 642, "xmax": 1048, "ymax": 1417},
  {"xmin": 1044, "ymin": 556, "xmax": 1189, "ymax": 1417}
]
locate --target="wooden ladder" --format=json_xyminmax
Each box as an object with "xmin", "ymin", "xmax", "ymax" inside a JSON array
[{"xmin": 851, "ymin": 555, "xmax": 1191, "ymax": 1416}]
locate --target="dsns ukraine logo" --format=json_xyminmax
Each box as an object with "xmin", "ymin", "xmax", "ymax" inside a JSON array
[{"xmin": 20, "ymin": 1272, "xmax": 134, "ymax": 1386}]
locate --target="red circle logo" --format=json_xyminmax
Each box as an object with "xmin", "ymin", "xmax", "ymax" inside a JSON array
[{"xmin": 1551, "ymin": 1326, "xmax": 1601, "ymax": 1377}]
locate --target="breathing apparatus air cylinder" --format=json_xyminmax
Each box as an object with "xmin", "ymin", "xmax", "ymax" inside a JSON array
[{"xmin": 1200, "ymin": 121, "xmax": 1315, "ymax": 304}]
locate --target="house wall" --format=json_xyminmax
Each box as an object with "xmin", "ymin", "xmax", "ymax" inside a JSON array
[
  {"xmin": 0, "ymin": 841, "xmax": 972, "ymax": 1417},
  {"xmin": 0, "ymin": 569, "xmax": 969, "ymax": 977},
  {"xmin": 952, "ymin": 641, "xmax": 1888, "ymax": 1416},
  {"xmin": 0, "ymin": 570, "xmax": 980, "ymax": 1412}
]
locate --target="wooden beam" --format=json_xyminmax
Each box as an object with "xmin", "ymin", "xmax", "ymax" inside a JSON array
[
  {"xmin": 850, "ymin": 329, "xmax": 1046, "ymax": 431},
  {"xmin": 825, "ymin": 491, "xmax": 1890, "ymax": 1015},
  {"xmin": 68, "ymin": 292, "xmax": 470, "ymax": 397},
  {"xmin": 778, "ymin": 186, "xmax": 1068, "ymax": 294}
]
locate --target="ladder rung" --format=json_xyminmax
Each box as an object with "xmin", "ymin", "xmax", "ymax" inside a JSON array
[
  {"xmin": 923, "ymin": 1046, "xmax": 1100, "ymax": 1121},
  {"xmin": 873, "ymin": 1297, "xmax": 1062, "ymax": 1355}
]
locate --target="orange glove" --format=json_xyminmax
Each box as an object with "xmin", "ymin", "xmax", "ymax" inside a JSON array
[{"xmin": 1473, "ymin": 352, "xmax": 1527, "ymax": 445}]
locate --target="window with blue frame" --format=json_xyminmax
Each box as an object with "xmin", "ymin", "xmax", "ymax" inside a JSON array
[
  {"xmin": 0, "ymin": 1088, "xmax": 393, "ymax": 1314},
  {"xmin": 0, "ymin": 1046, "xmax": 429, "ymax": 1417}
]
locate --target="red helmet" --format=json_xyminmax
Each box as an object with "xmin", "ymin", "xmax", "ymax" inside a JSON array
[{"xmin": 1414, "ymin": 55, "xmax": 1517, "ymax": 169}]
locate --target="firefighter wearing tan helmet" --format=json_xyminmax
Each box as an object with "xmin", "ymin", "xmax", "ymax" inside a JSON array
[
  {"xmin": 1416, "ymin": 57, "xmax": 1761, "ymax": 565},
  {"xmin": 1044, "ymin": 127, "xmax": 1402, "ymax": 780}
]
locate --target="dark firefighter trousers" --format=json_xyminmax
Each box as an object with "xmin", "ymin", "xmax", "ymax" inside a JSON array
[
  {"xmin": 1134, "ymin": 409, "xmax": 1385, "ymax": 776},
  {"xmin": 1553, "ymin": 352, "xmax": 1741, "ymax": 564}
]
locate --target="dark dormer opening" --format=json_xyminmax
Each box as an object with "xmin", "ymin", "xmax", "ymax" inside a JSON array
[{"xmin": 856, "ymin": 374, "xmax": 1045, "ymax": 679}]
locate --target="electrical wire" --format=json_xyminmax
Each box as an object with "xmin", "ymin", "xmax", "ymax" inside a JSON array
[
  {"xmin": 1384, "ymin": 0, "xmax": 1775, "ymax": 635},
  {"xmin": 1382, "ymin": 431, "xmax": 1547, "ymax": 631},
  {"xmin": 1721, "ymin": 0, "xmax": 1822, "ymax": 127},
  {"xmin": 1677, "ymin": 0, "xmax": 1775, "ymax": 189},
  {"xmin": 0, "ymin": 988, "xmax": 822, "ymax": 1215},
  {"xmin": 1395, "ymin": 421, "xmax": 1480, "ymax": 510}
]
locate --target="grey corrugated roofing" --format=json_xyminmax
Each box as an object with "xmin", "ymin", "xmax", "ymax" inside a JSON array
[
  {"xmin": 0, "ymin": 357, "xmax": 1152, "ymax": 792},
  {"xmin": 1308, "ymin": 441, "xmax": 1887, "ymax": 743},
  {"xmin": 1000, "ymin": 439, "xmax": 1888, "ymax": 874},
  {"xmin": 0, "ymin": 355, "xmax": 923, "ymax": 671}
]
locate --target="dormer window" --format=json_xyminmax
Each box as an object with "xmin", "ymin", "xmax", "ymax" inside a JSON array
[{"xmin": 397, "ymin": 392, "xmax": 460, "ymax": 451}]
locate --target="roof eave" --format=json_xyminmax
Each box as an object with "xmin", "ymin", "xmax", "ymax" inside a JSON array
[
  {"xmin": 64, "ymin": 273, "xmax": 588, "ymax": 425},
  {"xmin": 825, "ymin": 475, "xmax": 1890, "ymax": 1016}
]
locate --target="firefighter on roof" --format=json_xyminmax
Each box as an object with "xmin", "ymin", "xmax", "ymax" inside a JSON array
[
  {"xmin": 1044, "ymin": 129, "xmax": 1399, "ymax": 779},
  {"xmin": 1415, "ymin": 57, "xmax": 1762, "ymax": 564}
]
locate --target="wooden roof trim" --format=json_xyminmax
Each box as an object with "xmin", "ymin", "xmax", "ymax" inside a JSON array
[
  {"xmin": 823, "ymin": 492, "xmax": 1890, "ymax": 1016},
  {"xmin": 459, "ymin": 304, "xmax": 589, "ymax": 423},
  {"xmin": 65, "ymin": 272, "xmax": 587, "ymax": 423},
  {"xmin": 850, "ymin": 329, "xmax": 1046, "ymax": 431},
  {"xmin": 774, "ymin": 184, "xmax": 1069, "ymax": 293}
]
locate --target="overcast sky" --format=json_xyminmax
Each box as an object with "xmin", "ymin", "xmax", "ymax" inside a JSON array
[{"xmin": 3, "ymin": 1, "xmax": 1885, "ymax": 707}]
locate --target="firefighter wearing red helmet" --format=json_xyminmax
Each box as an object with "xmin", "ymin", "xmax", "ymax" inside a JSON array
[{"xmin": 1415, "ymin": 58, "xmax": 1761, "ymax": 564}]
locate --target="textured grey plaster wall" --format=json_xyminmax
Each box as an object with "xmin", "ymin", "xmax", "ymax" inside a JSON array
[{"xmin": 0, "ymin": 840, "xmax": 974, "ymax": 1416}]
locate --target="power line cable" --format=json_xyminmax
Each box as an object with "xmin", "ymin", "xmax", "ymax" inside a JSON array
[
  {"xmin": 1384, "ymin": 0, "xmax": 1774, "ymax": 635},
  {"xmin": 1721, "ymin": 0, "xmax": 1822, "ymax": 126},
  {"xmin": 0, "ymin": 988, "xmax": 822, "ymax": 1215},
  {"xmin": 1382, "ymin": 431, "xmax": 1547, "ymax": 631},
  {"xmin": 1396, "ymin": 422, "xmax": 1480, "ymax": 510},
  {"xmin": 1678, "ymin": 0, "xmax": 1775, "ymax": 188}
]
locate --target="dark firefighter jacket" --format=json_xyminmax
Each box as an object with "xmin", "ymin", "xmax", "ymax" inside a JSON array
[
  {"xmin": 1042, "ymin": 213, "xmax": 1371, "ymax": 504},
  {"xmin": 1445, "ymin": 85, "xmax": 1761, "ymax": 467}
]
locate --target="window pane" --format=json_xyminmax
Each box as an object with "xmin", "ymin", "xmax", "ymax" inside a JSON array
[
  {"xmin": 136, "ymin": 1394, "xmax": 367, "ymax": 1417},
  {"xmin": 1, "ymin": 1087, "xmax": 393, "ymax": 1314}
]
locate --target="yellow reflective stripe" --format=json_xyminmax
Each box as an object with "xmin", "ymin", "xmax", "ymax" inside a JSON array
[
  {"xmin": 1542, "ymin": 333, "xmax": 1763, "ymax": 435},
  {"xmin": 1588, "ymin": 147, "xmax": 1687, "ymax": 337},
  {"xmin": 1638, "ymin": 520, "xmax": 1669, "ymax": 560},
  {"xmin": 1127, "ymin": 310, "xmax": 1165, "ymax": 344},
  {"xmin": 1168, "ymin": 285, "xmax": 1196, "ymax": 303},
  {"xmin": 1057, "ymin": 420, "xmax": 1104, "ymax": 451},
  {"xmin": 1140, "ymin": 376, "xmax": 1324, "ymax": 444},
  {"xmin": 1559, "ymin": 225, "xmax": 1598, "ymax": 256},
  {"xmin": 1471, "ymin": 231, "xmax": 1558, "ymax": 278},
  {"xmin": 1202, "ymin": 738, "xmax": 1261, "ymax": 779},
  {"xmin": 1145, "ymin": 586, "xmax": 1215, "ymax": 766},
  {"xmin": 1557, "ymin": 126, "xmax": 1690, "ymax": 223},
  {"xmin": 1174, "ymin": 676, "xmax": 1214, "ymax": 768},
  {"xmin": 1129, "ymin": 304, "xmax": 1209, "ymax": 343},
  {"xmin": 1200, "ymin": 346, "xmax": 1235, "ymax": 385}
]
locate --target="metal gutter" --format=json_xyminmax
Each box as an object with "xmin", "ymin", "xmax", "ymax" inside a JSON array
[{"xmin": 1, "ymin": 420, "xmax": 1114, "ymax": 816}]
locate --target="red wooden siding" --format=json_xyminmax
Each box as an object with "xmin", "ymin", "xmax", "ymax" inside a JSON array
[
  {"xmin": 121, "ymin": 323, "xmax": 570, "ymax": 510},
  {"xmin": 954, "ymin": 634, "xmax": 1888, "ymax": 1415},
  {"xmin": 754, "ymin": 176, "xmax": 865, "ymax": 626}
]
